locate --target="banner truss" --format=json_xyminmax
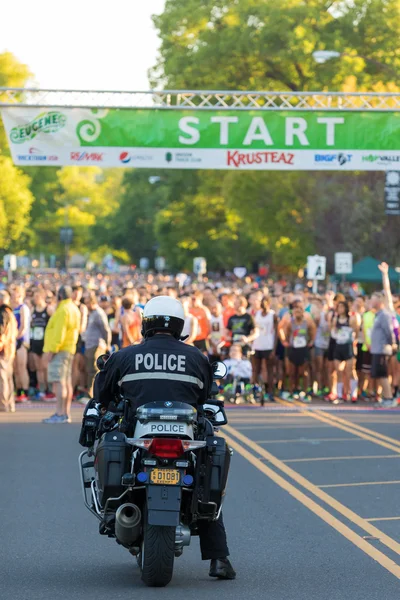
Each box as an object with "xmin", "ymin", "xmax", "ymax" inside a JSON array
[{"xmin": 1, "ymin": 88, "xmax": 400, "ymax": 110}]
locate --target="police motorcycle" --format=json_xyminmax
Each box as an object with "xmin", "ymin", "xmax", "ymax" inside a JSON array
[{"xmin": 78, "ymin": 358, "xmax": 231, "ymax": 588}]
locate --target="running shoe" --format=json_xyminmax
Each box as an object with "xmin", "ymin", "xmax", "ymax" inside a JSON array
[
  {"xmin": 325, "ymin": 393, "xmax": 337, "ymax": 402},
  {"xmin": 268, "ymin": 394, "xmax": 275, "ymax": 403},
  {"xmin": 299, "ymin": 391, "xmax": 311, "ymax": 404},
  {"xmin": 381, "ymin": 398, "xmax": 398, "ymax": 408},
  {"xmin": 43, "ymin": 392, "xmax": 56, "ymax": 402},
  {"xmin": 42, "ymin": 413, "xmax": 71, "ymax": 424},
  {"xmin": 280, "ymin": 391, "xmax": 290, "ymax": 400},
  {"xmin": 15, "ymin": 393, "xmax": 29, "ymax": 403}
]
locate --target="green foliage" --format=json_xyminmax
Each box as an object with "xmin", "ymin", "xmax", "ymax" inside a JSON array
[
  {"xmin": 223, "ymin": 171, "xmax": 316, "ymax": 269},
  {"xmin": 148, "ymin": 0, "xmax": 400, "ymax": 269},
  {"xmin": 0, "ymin": 156, "xmax": 34, "ymax": 251},
  {"xmin": 108, "ymin": 170, "xmax": 199, "ymax": 263},
  {"xmin": 29, "ymin": 166, "xmax": 124, "ymax": 256},
  {"xmin": 0, "ymin": 52, "xmax": 32, "ymax": 155},
  {"xmin": 151, "ymin": 0, "xmax": 400, "ymax": 92}
]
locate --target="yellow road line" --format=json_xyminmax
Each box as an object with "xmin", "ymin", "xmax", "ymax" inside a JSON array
[
  {"xmin": 254, "ymin": 437, "xmax": 364, "ymax": 444},
  {"xmin": 275, "ymin": 399, "xmax": 400, "ymax": 454},
  {"xmin": 223, "ymin": 432, "xmax": 400, "ymax": 579},
  {"xmin": 367, "ymin": 517, "xmax": 400, "ymax": 522},
  {"xmin": 284, "ymin": 455, "xmax": 400, "ymax": 463},
  {"xmin": 276, "ymin": 397, "xmax": 400, "ymax": 448},
  {"xmin": 224, "ymin": 424, "xmax": 400, "ymax": 558},
  {"xmin": 235, "ymin": 424, "xmax": 333, "ymax": 430},
  {"xmin": 320, "ymin": 480, "xmax": 400, "ymax": 489},
  {"xmin": 228, "ymin": 413, "xmax": 309, "ymax": 418},
  {"xmin": 312, "ymin": 411, "xmax": 400, "ymax": 449}
]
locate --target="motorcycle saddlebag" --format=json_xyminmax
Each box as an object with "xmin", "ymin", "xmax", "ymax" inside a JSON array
[
  {"xmin": 200, "ymin": 435, "xmax": 231, "ymax": 508},
  {"xmin": 94, "ymin": 432, "xmax": 130, "ymax": 506}
]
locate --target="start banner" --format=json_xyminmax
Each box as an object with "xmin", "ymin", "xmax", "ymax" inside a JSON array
[{"xmin": 2, "ymin": 107, "xmax": 400, "ymax": 170}]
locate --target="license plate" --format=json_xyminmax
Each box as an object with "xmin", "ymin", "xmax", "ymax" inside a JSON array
[{"xmin": 150, "ymin": 468, "xmax": 180, "ymax": 485}]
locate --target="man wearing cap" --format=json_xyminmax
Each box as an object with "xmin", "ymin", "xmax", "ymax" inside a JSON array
[{"xmin": 42, "ymin": 286, "xmax": 81, "ymax": 423}]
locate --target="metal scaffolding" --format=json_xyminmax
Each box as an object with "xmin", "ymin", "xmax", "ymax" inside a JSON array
[{"xmin": 1, "ymin": 88, "xmax": 400, "ymax": 110}]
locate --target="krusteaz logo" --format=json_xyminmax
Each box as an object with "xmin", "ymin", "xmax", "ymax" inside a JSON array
[{"xmin": 10, "ymin": 111, "xmax": 67, "ymax": 144}]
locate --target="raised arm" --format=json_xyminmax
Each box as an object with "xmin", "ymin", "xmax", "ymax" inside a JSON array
[{"xmin": 379, "ymin": 262, "xmax": 394, "ymax": 313}]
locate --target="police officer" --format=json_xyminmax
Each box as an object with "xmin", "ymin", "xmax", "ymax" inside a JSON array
[{"xmin": 95, "ymin": 296, "xmax": 236, "ymax": 580}]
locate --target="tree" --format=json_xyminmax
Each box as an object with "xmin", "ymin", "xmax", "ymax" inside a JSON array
[
  {"xmin": 0, "ymin": 156, "xmax": 34, "ymax": 251},
  {"xmin": 109, "ymin": 170, "xmax": 200, "ymax": 264},
  {"xmin": 0, "ymin": 52, "xmax": 31, "ymax": 155},
  {"xmin": 151, "ymin": 0, "xmax": 400, "ymax": 92},
  {"xmin": 224, "ymin": 171, "xmax": 316, "ymax": 269},
  {"xmin": 29, "ymin": 166, "xmax": 124, "ymax": 257},
  {"xmin": 149, "ymin": 0, "xmax": 400, "ymax": 270}
]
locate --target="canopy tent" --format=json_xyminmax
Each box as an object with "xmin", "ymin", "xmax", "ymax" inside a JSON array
[{"xmin": 346, "ymin": 257, "xmax": 398, "ymax": 283}]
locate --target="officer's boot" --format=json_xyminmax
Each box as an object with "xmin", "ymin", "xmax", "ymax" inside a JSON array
[{"xmin": 209, "ymin": 557, "xmax": 236, "ymax": 580}]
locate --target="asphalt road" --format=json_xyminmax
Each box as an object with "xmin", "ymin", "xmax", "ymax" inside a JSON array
[{"xmin": 2, "ymin": 402, "xmax": 400, "ymax": 600}]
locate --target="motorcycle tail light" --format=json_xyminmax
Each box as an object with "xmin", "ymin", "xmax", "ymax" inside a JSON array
[
  {"xmin": 127, "ymin": 438, "xmax": 206, "ymax": 457},
  {"xmin": 149, "ymin": 438, "xmax": 184, "ymax": 458}
]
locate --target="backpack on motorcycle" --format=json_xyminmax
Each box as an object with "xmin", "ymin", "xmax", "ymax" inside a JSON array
[{"xmin": 95, "ymin": 432, "xmax": 131, "ymax": 506}]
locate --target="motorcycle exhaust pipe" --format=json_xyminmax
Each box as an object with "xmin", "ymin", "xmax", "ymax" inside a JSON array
[{"xmin": 115, "ymin": 503, "xmax": 142, "ymax": 546}]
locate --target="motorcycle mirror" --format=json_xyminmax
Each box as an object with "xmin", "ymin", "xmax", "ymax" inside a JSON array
[
  {"xmin": 96, "ymin": 353, "xmax": 110, "ymax": 371},
  {"xmin": 212, "ymin": 361, "xmax": 228, "ymax": 379}
]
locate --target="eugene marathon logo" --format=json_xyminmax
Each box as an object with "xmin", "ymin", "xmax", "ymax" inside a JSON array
[{"xmin": 10, "ymin": 111, "xmax": 66, "ymax": 144}]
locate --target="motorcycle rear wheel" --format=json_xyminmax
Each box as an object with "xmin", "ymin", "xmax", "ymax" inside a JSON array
[{"xmin": 139, "ymin": 521, "xmax": 176, "ymax": 587}]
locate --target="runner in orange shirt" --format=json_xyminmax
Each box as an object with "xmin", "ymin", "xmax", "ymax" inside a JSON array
[
  {"xmin": 189, "ymin": 291, "xmax": 211, "ymax": 354},
  {"xmin": 120, "ymin": 296, "xmax": 142, "ymax": 348}
]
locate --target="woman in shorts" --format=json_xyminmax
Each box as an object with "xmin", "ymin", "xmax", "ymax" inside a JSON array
[{"xmin": 332, "ymin": 301, "xmax": 359, "ymax": 402}]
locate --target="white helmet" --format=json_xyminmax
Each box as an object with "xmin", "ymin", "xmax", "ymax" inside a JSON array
[{"xmin": 142, "ymin": 296, "xmax": 185, "ymax": 339}]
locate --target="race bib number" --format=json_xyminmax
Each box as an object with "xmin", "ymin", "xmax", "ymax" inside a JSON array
[
  {"xmin": 293, "ymin": 336, "xmax": 307, "ymax": 349},
  {"xmin": 32, "ymin": 327, "xmax": 44, "ymax": 341},
  {"xmin": 233, "ymin": 334, "xmax": 242, "ymax": 342}
]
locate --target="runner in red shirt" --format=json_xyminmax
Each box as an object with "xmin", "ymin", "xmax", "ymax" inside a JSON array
[
  {"xmin": 220, "ymin": 293, "xmax": 236, "ymax": 328},
  {"xmin": 189, "ymin": 291, "xmax": 211, "ymax": 354}
]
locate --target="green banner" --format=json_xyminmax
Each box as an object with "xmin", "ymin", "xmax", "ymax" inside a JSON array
[{"xmin": 2, "ymin": 107, "xmax": 400, "ymax": 169}]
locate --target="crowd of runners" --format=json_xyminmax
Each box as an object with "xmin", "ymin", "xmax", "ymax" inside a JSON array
[{"xmin": 0, "ymin": 262, "xmax": 399, "ymax": 418}]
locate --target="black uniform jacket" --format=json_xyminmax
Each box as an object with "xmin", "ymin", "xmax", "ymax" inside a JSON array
[{"xmin": 95, "ymin": 334, "xmax": 213, "ymax": 410}]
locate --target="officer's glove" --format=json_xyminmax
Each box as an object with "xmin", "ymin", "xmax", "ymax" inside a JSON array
[{"xmin": 78, "ymin": 399, "xmax": 102, "ymax": 448}]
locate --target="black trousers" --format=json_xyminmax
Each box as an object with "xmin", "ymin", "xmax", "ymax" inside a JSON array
[{"xmin": 197, "ymin": 512, "xmax": 229, "ymax": 560}]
